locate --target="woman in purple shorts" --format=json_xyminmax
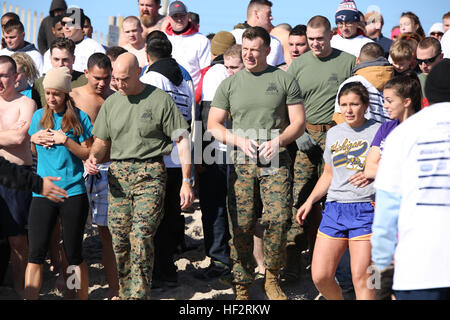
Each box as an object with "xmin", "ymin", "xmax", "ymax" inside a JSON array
[
  {"xmin": 296, "ymin": 82, "xmax": 380, "ymax": 300},
  {"xmin": 365, "ymin": 73, "xmax": 422, "ymax": 180}
]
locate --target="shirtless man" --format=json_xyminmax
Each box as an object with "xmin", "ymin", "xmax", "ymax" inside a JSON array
[
  {"xmin": 70, "ymin": 52, "xmax": 118, "ymax": 299},
  {"xmin": 121, "ymin": 16, "xmax": 147, "ymax": 68},
  {"xmin": 0, "ymin": 55, "xmax": 36, "ymax": 298},
  {"xmin": 118, "ymin": 0, "xmax": 167, "ymax": 47},
  {"xmin": 71, "ymin": 53, "xmax": 114, "ymax": 122}
]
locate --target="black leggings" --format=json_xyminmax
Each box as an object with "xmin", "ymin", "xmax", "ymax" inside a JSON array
[{"xmin": 28, "ymin": 194, "xmax": 89, "ymax": 266}]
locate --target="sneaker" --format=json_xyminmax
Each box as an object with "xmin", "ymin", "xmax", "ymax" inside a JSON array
[{"xmin": 193, "ymin": 261, "xmax": 231, "ymax": 281}]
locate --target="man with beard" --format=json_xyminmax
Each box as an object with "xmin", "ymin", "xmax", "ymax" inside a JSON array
[{"xmin": 118, "ymin": 0, "xmax": 167, "ymax": 47}]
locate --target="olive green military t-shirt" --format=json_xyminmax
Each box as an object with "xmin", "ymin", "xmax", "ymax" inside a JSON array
[
  {"xmin": 32, "ymin": 70, "xmax": 88, "ymax": 109},
  {"xmin": 211, "ymin": 65, "xmax": 303, "ymax": 141},
  {"xmin": 418, "ymin": 72, "xmax": 427, "ymax": 101},
  {"xmin": 93, "ymin": 85, "xmax": 189, "ymax": 160},
  {"xmin": 287, "ymin": 49, "xmax": 356, "ymax": 125}
]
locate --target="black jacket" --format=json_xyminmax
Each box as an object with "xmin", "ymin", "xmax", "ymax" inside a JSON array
[
  {"xmin": 0, "ymin": 157, "xmax": 42, "ymax": 194},
  {"xmin": 37, "ymin": 0, "xmax": 68, "ymax": 54}
]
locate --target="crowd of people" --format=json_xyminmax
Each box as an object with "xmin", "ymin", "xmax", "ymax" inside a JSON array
[{"xmin": 0, "ymin": 0, "xmax": 449, "ymax": 301}]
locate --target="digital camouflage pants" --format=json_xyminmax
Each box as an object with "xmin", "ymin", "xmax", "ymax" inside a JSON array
[
  {"xmin": 107, "ymin": 160, "xmax": 166, "ymax": 300},
  {"xmin": 228, "ymin": 151, "xmax": 292, "ymax": 284},
  {"xmin": 287, "ymin": 130, "xmax": 327, "ymax": 249}
]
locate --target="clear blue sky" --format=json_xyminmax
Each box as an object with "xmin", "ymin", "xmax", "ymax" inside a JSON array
[{"xmin": 6, "ymin": 0, "xmax": 450, "ymax": 46}]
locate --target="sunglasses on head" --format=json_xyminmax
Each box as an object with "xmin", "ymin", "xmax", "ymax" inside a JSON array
[{"xmin": 416, "ymin": 52, "xmax": 441, "ymax": 65}]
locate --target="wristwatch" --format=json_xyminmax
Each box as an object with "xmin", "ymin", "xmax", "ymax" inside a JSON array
[{"xmin": 182, "ymin": 178, "xmax": 193, "ymax": 186}]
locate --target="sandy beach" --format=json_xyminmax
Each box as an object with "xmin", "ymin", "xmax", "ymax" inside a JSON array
[{"xmin": 0, "ymin": 201, "xmax": 320, "ymax": 300}]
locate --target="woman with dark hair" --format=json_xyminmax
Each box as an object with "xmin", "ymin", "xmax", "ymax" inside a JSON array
[
  {"xmin": 24, "ymin": 67, "xmax": 93, "ymax": 300},
  {"xmin": 363, "ymin": 73, "xmax": 421, "ymax": 300},
  {"xmin": 297, "ymin": 82, "xmax": 381, "ymax": 300},
  {"xmin": 365, "ymin": 73, "xmax": 421, "ymax": 180}
]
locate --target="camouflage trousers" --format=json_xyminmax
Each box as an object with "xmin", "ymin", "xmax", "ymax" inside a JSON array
[
  {"xmin": 228, "ymin": 151, "xmax": 292, "ymax": 284},
  {"xmin": 287, "ymin": 130, "xmax": 327, "ymax": 247},
  {"xmin": 107, "ymin": 160, "xmax": 166, "ymax": 300}
]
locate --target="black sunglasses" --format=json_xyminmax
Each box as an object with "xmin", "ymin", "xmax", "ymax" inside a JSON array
[
  {"xmin": 61, "ymin": 20, "xmax": 75, "ymax": 27},
  {"xmin": 416, "ymin": 52, "xmax": 441, "ymax": 65}
]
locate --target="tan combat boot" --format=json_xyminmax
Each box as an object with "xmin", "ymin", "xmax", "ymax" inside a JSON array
[
  {"xmin": 234, "ymin": 284, "xmax": 250, "ymax": 300},
  {"xmin": 264, "ymin": 269, "xmax": 287, "ymax": 300}
]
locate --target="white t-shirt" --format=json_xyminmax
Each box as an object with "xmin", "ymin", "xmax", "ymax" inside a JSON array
[
  {"xmin": 231, "ymin": 28, "xmax": 285, "ymax": 67},
  {"xmin": 202, "ymin": 63, "xmax": 229, "ymax": 152},
  {"xmin": 43, "ymin": 36, "xmax": 106, "ymax": 73},
  {"xmin": 335, "ymin": 75, "xmax": 390, "ymax": 123},
  {"xmin": 166, "ymin": 32, "xmax": 211, "ymax": 90},
  {"xmin": 375, "ymin": 102, "xmax": 450, "ymax": 291},
  {"xmin": 202, "ymin": 64, "xmax": 228, "ymax": 101},
  {"xmin": 331, "ymin": 34, "xmax": 374, "ymax": 57},
  {"xmin": 442, "ymin": 30, "xmax": 450, "ymax": 59}
]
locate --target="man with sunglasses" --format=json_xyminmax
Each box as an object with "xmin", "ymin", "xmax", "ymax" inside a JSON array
[
  {"xmin": 416, "ymin": 37, "xmax": 443, "ymax": 107},
  {"xmin": 330, "ymin": 0, "xmax": 373, "ymax": 58},
  {"xmin": 42, "ymin": 7, "xmax": 105, "ymax": 74}
]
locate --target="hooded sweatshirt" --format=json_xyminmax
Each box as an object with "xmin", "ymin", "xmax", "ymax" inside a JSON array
[
  {"xmin": 0, "ymin": 41, "xmax": 43, "ymax": 76},
  {"xmin": 335, "ymin": 57, "xmax": 394, "ymax": 123},
  {"xmin": 353, "ymin": 57, "xmax": 394, "ymax": 91},
  {"xmin": 165, "ymin": 22, "xmax": 211, "ymax": 90},
  {"xmin": 331, "ymin": 29, "xmax": 374, "ymax": 57},
  {"xmin": 140, "ymin": 57, "xmax": 194, "ymax": 168},
  {"xmin": 195, "ymin": 54, "xmax": 225, "ymax": 105},
  {"xmin": 37, "ymin": 0, "xmax": 68, "ymax": 54}
]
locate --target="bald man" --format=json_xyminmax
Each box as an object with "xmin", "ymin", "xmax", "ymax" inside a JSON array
[{"xmin": 85, "ymin": 53, "xmax": 194, "ymax": 300}]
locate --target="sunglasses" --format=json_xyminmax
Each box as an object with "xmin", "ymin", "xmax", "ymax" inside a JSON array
[
  {"xmin": 416, "ymin": 52, "xmax": 441, "ymax": 65},
  {"xmin": 430, "ymin": 32, "xmax": 443, "ymax": 37},
  {"xmin": 61, "ymin": 20, "xmax": 75, "ymax": 27}
]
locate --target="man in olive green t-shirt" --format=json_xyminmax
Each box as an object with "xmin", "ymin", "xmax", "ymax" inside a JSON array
[
  {"xmin": 85, "ymin": 53, "xmax": 194, "ymax": 300},
  {"xmin": 417, "ymin": 37, "xmax": 444, "ymax": 106},
  {"xmin": 285, "ymin": 16, "xmax": 355, "ymax": 281},
  {"xmin": 208, "ymin": 26, "xmax": 305, "ymax": 300},
  {"xmin": 31, "ymin": 38, "xmax": 87, "ymax": 109}
]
